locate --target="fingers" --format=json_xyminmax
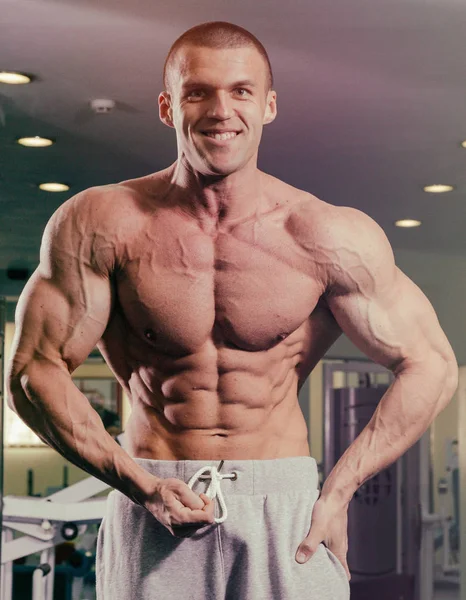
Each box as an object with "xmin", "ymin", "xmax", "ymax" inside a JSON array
[
  {"xmin": 171, "ymin": 488, "xmax": 216, "ymax": 526},
  {"xmin": 149, "ymin": 479, "xmax": 217, "ymax": 537},
  {"xmin": 295, "ymin": 538, "xmax": 321, "ymax": 564},
  {"xmin": 177, "ymin": 484, "xmax": 207, "ymax": 511},
  {"xmin": 296, "ymin": 521, "xmax": 325, "ymax": 563},
  {"xmin": 296, "ymin": 536, "xmax": 351, "ymax": 581},
  {"xmin": 176, "ymin": 505, "xmax": 215, "ymax": 525},
  {"xmin": 199, "ymin": 493, "xmax": 216, "ymax": 517},
  {"xmin": 199, "ymin": 492, "xmax": 210, "ymax": 506}
]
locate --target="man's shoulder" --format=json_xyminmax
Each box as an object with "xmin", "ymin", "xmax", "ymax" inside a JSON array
[
  {"xmin": 54, "ymin": 182, "xmax": 132, "ymax": 220},
  {"xmin": 280, "ymin": 185, "xmax": 359, "ymax": 242},
  {"xmin": 286, "ymin": 191, "xmax": 383, "ymax": 248},
  {"xmin": 276, "ymin": 186, "xmax": 393, "ymax": 286},
  {"xmin": 44, "ymin": 178, "xmax": 156, "ymax": 275},
  {"xmin": 58, "ymin": 174, "xmax": 163, "ymax": 229}
]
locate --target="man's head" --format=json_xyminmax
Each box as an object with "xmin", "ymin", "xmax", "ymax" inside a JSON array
[
  {"xmin": 159, "ymin": 22, "xmax": 277, "ymax": 177},
  {"xmin": 163, "ymin": 21, "xmax": 274, "ymax": 95}
]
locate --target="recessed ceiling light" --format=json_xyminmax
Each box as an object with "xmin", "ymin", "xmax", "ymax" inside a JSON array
[
  {"xmin": 0, "ymin": 71, "xmax": 32, "ymax": 84},
  {"xmin": 39, "ymin": 183, "xmax": 70, "ymax": 192},
  {"xmin": 395, "ymin": 219, "xmax": 422, "ymax": 228},
  {"xmin": 461, "ymin": 140, "xmax": 466, "ymax": 148},
  {"xmin": 423, "ymin": 184, "xmax": 454, "ymax": 193},
  {"xmin": 17, "ymin": 136, "xmax": 54, "ymax": 147}
]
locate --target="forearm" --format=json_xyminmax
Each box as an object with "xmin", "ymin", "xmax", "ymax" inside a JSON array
[
  {"xmin": 321, "ymin": 353, "xmax": 458, "ymax": 507},
  {"xmin": 8, "ymin": 358, "xmax": 157, "ymax": 506}
]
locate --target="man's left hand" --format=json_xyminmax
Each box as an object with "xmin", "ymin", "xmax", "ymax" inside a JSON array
[{"xmin": 295, "ymin": 494, "xmax": 351, "ymax": 581}]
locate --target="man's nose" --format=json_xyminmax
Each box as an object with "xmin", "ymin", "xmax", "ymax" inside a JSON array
[{"xmin": 205, "ymin": 92, "xmax": 234, "ymax": 120}]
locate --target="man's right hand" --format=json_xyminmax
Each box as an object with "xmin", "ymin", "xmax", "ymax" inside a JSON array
[{"xmin": 145, "ymin": 477, "xmax": 216, "ymax": 537}]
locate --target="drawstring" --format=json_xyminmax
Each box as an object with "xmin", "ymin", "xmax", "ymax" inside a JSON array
[{"xmin": 187, "ymin": 461, "xmax": 237, "ymax": 524}]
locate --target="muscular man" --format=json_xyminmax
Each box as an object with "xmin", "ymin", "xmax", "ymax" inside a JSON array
[{"xmin": 6, "ymin": 21, "xmax": 457, "ymax": 600}]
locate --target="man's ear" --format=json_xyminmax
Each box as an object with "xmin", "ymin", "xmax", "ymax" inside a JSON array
[
  {"xmin": 263, "ymin": 90, "xmax": 277, "ymax": 126},
  {"xmin": 159, "ymin": 92, "xmax": 175, "ymax": 128}
]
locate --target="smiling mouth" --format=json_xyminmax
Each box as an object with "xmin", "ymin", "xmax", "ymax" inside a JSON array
[{"xmin": 202, "ymin": 131, "xmax": 241, "ymax": 142}]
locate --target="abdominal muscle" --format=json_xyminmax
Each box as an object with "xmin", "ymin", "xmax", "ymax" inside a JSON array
[
  {"xmin": 125, "ymin": 395, "xmax": 310, "ymax": 461},
  {"xmin": 122, "ymin": 345, "xmax": 311, "ymax": 461}
]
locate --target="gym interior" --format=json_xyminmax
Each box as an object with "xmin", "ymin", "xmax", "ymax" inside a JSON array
[{"xmin": 1, "ymin": 1, "xmax": 466, "ymax": 599}]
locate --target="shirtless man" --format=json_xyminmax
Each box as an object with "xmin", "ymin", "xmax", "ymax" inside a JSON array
[{"xmin": 6, "ymin": 21, "xmax": 458, "ymax": 600}]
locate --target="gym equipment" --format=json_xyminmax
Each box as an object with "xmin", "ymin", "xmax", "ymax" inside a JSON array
[
  {"xmin": 1, "ymin": 474, "xmax": 109, "ymax": 600},
  {"xmin": 0, "ymin": 297, "xmax": 5, "ymax": 570},
  {"xmin": 322, "ymin": 360, "xmax": 454, "ymax": 600},
  {"xmin": 434, "ymin": 438, "xmax": 459, "ymax": 586}
]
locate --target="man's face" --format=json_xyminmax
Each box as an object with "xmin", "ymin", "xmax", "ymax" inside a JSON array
[{"xmin": 159, "ymin": 45, "xmax": 277, "ymax": 177}]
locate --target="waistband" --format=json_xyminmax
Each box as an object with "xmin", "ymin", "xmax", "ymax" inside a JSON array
[{"xmin": 133, "ymin": 456, "xmax": 319, "ymax": 496}]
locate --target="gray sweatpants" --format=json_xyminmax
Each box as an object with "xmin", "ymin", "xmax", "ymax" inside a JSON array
[{"xmin": 96, "ymin": 456, "xmax": 350, "ymax": 599}]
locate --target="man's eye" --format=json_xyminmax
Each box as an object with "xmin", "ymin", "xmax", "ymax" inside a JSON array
[
  {"xmin": 188, "ymin": 90, "xmax": 204, "ymax": 99},
  {"xmin": 236, "ymin": 88, "xmax": 250, "ymax": 96}
]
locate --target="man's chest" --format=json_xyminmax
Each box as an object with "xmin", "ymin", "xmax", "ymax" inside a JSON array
[{"xmin": 114, "ymin": 211, "xmax": 325, "ymax": 354}]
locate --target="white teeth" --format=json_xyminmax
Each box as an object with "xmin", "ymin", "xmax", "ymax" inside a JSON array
[{"xmin": 206, "ymin": 132, "xmax": 237, "ymax": 141}]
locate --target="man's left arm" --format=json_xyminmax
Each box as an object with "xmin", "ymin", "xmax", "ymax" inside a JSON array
[
  {"xmin": 322, "ymin": 209, "xmax": 457, "ymax": 504},
  {"xmin": 295, "ymin": 207, "xmax": 458, "ymax": 574}
]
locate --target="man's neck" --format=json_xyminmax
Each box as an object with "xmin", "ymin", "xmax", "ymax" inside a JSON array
[{"xmin": 164, "ymin": 159, "xmax": 269, "ymax": 228}]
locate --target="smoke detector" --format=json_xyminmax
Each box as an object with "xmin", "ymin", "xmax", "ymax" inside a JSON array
[{"xmin": 89, "ymin": 99, "xmax": 116, "ymax": 114}]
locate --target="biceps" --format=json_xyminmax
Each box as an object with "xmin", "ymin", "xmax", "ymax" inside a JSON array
[
  {"xmin": 10, "ymin": 268, "xmax": 112, "ymax": 376},
  {"xmin": 327, "ymin": 270, "xmax": 447, "ymax": 370}
]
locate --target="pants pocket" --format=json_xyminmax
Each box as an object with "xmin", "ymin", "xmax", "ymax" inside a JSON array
[{"xmin": 322, "ymin": 544, "xmax": 350, "ymax": 588}]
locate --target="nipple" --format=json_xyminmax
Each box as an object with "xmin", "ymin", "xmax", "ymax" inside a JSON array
[{"xmin": 144, "ymin": 328, "xmax": 156, "ymax": 341}]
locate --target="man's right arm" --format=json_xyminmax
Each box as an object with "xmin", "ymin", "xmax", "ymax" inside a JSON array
[{"xmin": 6, "ymin": 188, "xmax": 157, "ymax": 506}]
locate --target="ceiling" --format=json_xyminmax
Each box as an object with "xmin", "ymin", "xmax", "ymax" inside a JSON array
[{"xmin": 1, "ymin": 0, "xmax": 466, "ymax": 280}]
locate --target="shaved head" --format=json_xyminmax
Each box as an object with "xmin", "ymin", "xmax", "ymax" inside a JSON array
[{"xmin": 163, "ymin": 21, "xmax": 274, "ymax": 95}]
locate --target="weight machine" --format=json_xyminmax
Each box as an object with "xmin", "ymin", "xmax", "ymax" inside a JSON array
[
  {"xmin": 322, "ymin": 360, "xmax": 458, "ymax": 600},
  {"xmin": 434, "ymin": 438, "xmax": 460, "ymax": 585},
  {"xmin": 1, "ymin": 473, "xmax": 109, "ymax": 600}
]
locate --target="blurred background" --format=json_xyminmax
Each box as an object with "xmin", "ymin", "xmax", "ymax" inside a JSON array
[{"xmin": 1, "ymin": 0, "xmax": 466, "ymax": 598}]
